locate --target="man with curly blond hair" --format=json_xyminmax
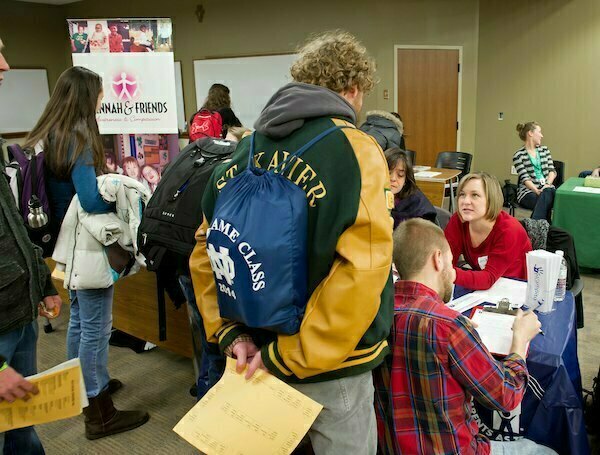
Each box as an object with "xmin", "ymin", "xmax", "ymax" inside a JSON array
[{"xmin": 190, "ymin": 30, "xmax": 393, "ymax": 454}]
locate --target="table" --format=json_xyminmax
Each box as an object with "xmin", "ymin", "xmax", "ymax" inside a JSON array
[
  {"xmin": 456, "ymin": 287, "xmax": 590, "ymax": 454},
  {"xmin": 414, "ymin": 167, "xmax": 462, "ymax": 211},
  {"xmin": 47, "ymin": 260, "xmax": 193, "ymax": 358},
  {"xmin": 553, "ymin": 177, "xmax": 600, "ymax": 269}
]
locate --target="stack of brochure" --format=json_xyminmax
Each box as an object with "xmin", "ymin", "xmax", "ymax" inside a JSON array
[{"xmin": 526, "ymin": 250, "xmax": 562, "ymax": 313}]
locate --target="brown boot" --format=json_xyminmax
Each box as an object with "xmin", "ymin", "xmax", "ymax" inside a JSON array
[
  {"xmin": 107, "ymin": 379, "xmax": 123, "ymax": 395},
  {"xmin": 83, "ymin": 389, "xmax": 149, "ymax": 440}
]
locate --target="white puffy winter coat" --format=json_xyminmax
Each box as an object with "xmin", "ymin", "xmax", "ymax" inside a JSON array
[{"xmin": 52, "ymin": 174, "xmax": 151, "ymax": 290}]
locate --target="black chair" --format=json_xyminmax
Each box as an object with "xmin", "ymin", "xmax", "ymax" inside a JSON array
[
  {"xmin": 434, "ymin": 206, "xmax": 452, "ymax": 230},
  {"xmin": 404, "ymin": 149, "xmax": 416, "ymax": 166},
  {"xmin": 435, "ymin": 151, "xmax": 473, "ymax": 180},
  {"xmin": 435, "ymin": 151, "xmax": 473, "ymax": 210},
  {"xmin": 553, "ymin": 160, "xmax": 565, "ymax": 188}
]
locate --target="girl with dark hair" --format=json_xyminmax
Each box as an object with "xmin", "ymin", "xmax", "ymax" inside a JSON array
[
  {"xmin": 26, "ymin": 66, "xmax": 149, "ymax": 440},
  {"xmin": 385, "ymin": 147, "xmax": 436, "ymax": 229}
]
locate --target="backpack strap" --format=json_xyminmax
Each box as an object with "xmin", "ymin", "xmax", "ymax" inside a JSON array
[
  {"xmin": 247, "ymin": 125, "xmax": 351, "ymax": 171},
  {"xmin": 7, "ymin": 144, "xmax": 28, "ymax": 168}
]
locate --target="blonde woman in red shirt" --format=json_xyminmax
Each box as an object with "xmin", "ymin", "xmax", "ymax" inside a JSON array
[{"xmin": 444, "ymin": 172, "xmax": 532, "ymax": 290}]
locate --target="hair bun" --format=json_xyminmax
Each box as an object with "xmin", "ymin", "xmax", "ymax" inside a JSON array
[{"xmin": 516, "ymin": 123, "xmax": 525, "ymax": 133}]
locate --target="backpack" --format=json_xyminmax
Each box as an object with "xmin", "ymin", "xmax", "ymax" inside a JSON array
[
  {"xmin": 189, "ymin": 109, "xmax": 223, "ymax": 141},
  {"xmin": 4, "ymin": 143, "xmax": 55, "ymax": 257},
  {"xmin": 138, "ymin": 137, "xmax": 236, "ymax": 273},
  {"xmin": 584, "ymin": 365, "xmax": 600, "ymax": 439},
  {"xmin": 206, "ymin": 125, "xmax": 346, "ymax": 335}
]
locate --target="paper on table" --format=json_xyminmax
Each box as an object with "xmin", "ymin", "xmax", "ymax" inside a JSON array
[
  {"xmin": 446, "ymin": 293, "xmax": 487, "ymax": 313},
  {"xmin": 173, "ymin": 357, "xmax": 323, "ymax": 455},
  {"xmin": 472, "ymin": 277, "xmax": 527, "ymax": 308},
  {"xmin": 413, "ymin": 165, "xmax": 431, "ymax": 172},
  {"xmin": 573, "ymin": 186, "xmax": 600, "ymax": 194},
  {"xmin": 414, "ymin": 171, "xmax": 442, "ymax": 178},
  {"xmin": 0, "ymin": 359, "xmax": 84, "ymax": 432},
  {"xmin": 471, "ymin": 309, "xmax": 528, "ymax": 356}
]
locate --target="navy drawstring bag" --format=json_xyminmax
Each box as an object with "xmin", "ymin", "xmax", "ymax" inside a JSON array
[{"xmin": 206, "ymin": 126, "xmax": 345, "ymax": 334}]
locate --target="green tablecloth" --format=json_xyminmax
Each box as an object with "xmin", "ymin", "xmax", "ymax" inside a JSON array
[{"xmin": 553, "ymin": 177, "xmax": 600, "ymax": 269}]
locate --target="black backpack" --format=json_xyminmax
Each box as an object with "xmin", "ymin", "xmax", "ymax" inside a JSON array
[
  {"xmin": 138, "ymin": 137, "xmax": 236, "ymax": 274},
  {"xmin": 138, "ymin": 138, "xmax": 236, "ymax": 341}
]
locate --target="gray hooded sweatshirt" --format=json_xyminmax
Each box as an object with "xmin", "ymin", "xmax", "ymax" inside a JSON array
[{"xmin": 254, "ymin": 82, "xmax": 356, "ymax": 139}]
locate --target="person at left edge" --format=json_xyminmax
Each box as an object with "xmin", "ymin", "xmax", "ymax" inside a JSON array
[{"xmin": 0, "ymin": 37, "xmax": 62, "ymax": 455}]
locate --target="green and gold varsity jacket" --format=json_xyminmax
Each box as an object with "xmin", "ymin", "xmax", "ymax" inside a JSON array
[{"xmin": 190, "ymin": 82, "xmax": 394, "ymax": 383}]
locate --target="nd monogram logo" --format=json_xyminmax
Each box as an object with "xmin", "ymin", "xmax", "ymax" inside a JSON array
[{"xmin": 207, "ymin": 244, "xmax": 235, "ymax": 285}]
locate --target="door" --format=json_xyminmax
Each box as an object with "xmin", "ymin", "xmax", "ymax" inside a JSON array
[{"xmin": 396, "ymin": 48, "xmax": 459, "ymax": 166}]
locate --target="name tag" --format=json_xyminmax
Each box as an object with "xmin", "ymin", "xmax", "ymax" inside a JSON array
[{"xmin": 478, "ymin": 256, "xmax": 489, "ymax": 270}]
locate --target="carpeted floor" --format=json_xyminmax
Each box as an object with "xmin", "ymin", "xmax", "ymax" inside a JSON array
[{"xmin": 36, "ymin": 306, "xmax": 198, "ymax": 454}]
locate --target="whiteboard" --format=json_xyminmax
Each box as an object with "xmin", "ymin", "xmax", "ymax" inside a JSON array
[
  {"xmin": 0, "ymin": 69, "xmax": 50, "ymax": 134},
  {"xmin": 194, "ymin": 54, "xmax": 297, "ymax": 129},
  {"xmin": 174, "ymin": 61, "xmax": 186, "ymax": 132}
]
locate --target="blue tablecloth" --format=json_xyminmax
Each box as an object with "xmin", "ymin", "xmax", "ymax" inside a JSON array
[{"xmin": 456, "ymin": 287, "xmax": 589, "ymax": 454}]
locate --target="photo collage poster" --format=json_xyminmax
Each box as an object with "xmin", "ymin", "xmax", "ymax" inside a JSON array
[
  {"xmin": 102, "ymin": 134, "xmax": 180, "ymax": 194},
  {"xmin": 68, "ymin": 19, "xmax": 173, "ymax": 54},
  {"xmin": 69, "ymin": 18, "xmax": 179, "ymax": 194}
]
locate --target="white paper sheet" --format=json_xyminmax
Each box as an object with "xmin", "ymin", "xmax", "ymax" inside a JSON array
[
  {"xmin": 573, "ymin": 186, "xmax": 600, "ymax": 194},
  {"xmin": 471, "ymin": 309, "xmax": 528, "ymax": 356},
  {"xmin": 414, "ymin": 171, "xmax": 442, "ymax": 178},
  {"xmin": 413, "ymin": 165, "xmax": 431, "ymax": 172},
  {"xmin": 472, "ymin": 277, "xmax": 527, "ymax": 308},
  {"xmin": 446, "ymin": 293, "xmax": 487, "ymax": 313}
]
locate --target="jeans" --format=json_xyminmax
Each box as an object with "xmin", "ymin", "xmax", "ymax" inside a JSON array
[
  {"xmin": 519, "ymin": 187, "xmax": 555, "ymax": 222},
  {"xmin": 0, "ymin": 321, "xmax": 44, "ymax": 455},
  {"xmin": 490, "ymin": 438, "xmax": 557, "ymax": 454},
  {"xmin": 178, "ymin": 276, "xmax": 225, "ymax": 399},
  {"xmin": 290, "ymin": 371, "xmax": 377, "ymax": 455},
  {"xmin": 67, "ymin": 287, "xmax": 114, "ymax": 399}
]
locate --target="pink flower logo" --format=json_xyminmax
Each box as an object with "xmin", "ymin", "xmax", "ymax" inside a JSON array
[{"xmin": 112, "ymin": 72, "xmax": 139, "ymax": 100}]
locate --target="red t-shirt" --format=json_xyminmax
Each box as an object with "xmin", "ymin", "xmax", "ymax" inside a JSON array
[{"xmin": 444, "ymin": 211, "xmax": 532, "ymax": 290}]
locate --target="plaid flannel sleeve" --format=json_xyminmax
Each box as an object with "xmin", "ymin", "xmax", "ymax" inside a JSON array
[{"xmin": 448, "ymin": 316, "xmax": 528, "ymax": 413}]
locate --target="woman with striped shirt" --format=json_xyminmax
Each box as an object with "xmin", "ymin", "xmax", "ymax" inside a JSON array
[{"xmin": 512, "ymin": 122, "xmax": 557, "ymax": 221}]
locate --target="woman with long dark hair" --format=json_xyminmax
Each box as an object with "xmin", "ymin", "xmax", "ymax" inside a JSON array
[
  {"xmin": 385, "ymin": 147, "xmax": 436, "ymax": 229},
  {"xmin": 25, "ymin": 66, "xmax": 149, "ymax": 440}
]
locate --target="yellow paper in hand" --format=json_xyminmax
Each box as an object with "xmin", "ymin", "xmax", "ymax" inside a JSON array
[
  {"xmin": 173, "ymin": 357, "xmax": 323, "ymax": 455},
  {"xmin": 0, "ymin": 362, "xmax": 82, "ymax": 432}
]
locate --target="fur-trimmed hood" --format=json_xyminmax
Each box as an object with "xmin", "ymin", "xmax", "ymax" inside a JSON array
[
  {"xmin": 359, "ymin": 110, "xmax": 404, "ymax": 150},
  {"xmin": 364, "ymin": 110, "xmax": 403, "ymax": 135}
]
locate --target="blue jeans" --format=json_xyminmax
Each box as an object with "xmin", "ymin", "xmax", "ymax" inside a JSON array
[
  {"xmin": 67, "ymin": 287, "xmax": 114, "ymax": 399},
  {"xmin": 0, "ymin": 321, "xmax": 44, "ymax": 455},
  {"xmin": 178, "ymin": 276, "xmax": 225, "ymax": 399},
  {"xmin": 490, "ymin": 438, "xmax": 557, "ymax": 454},
  {"xmin": 520, "ymin": 187, "xmax": 555, "ymax": 222}
]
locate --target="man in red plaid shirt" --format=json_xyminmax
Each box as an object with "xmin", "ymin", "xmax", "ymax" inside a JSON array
[{"xmin": 375, "ymin": 218, "xmax": 556, "ymax": 454}]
